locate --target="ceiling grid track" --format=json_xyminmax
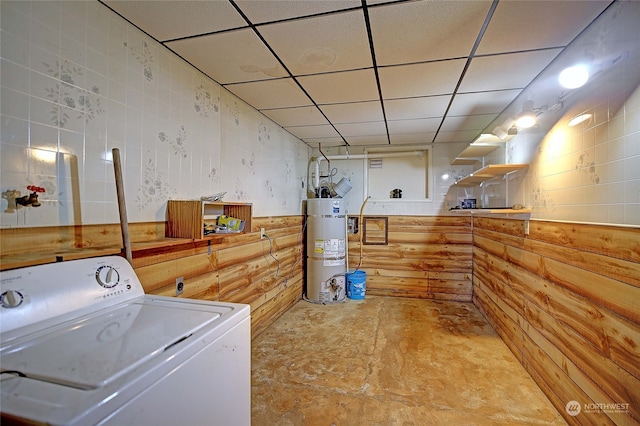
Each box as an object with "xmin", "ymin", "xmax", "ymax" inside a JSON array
[
  {"xmin": 100, "ymin": 0, "xmax": 618, "ymax": 148},
  {"xmin": 431, "ymin": 0, "xmax": 500, "ymax": 144},
  {"xmin": 362, "ymin": 0, "xmax": 391, "ymax": 145},
  {"xmin": 227, "ymin": 0, "xmax": 349, "ymax": 145}
]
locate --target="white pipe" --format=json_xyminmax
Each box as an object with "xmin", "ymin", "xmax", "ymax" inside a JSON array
[
  {"xmin": 312, "ymin": 151, "xmax": 424, "ymax": 161},
  {"xmin": 309, "ymin": 151, "xmax": 424, "ymax": 194},
  {"xmin": 314, "ymin": 158, "xmax": 320, "ymax": 190}
]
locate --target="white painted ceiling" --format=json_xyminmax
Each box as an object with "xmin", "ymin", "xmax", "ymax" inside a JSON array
[{"xmin": 101, "ymin": 0, "xmax": 613, "ymax": 148}]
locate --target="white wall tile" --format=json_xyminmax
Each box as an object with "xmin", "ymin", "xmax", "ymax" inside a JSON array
[
  {"xmin": 624, "ymin": 133, "xmax": 640, "ymax": 157},
  {"xmin": 2, "ymin": 87, "xmax": 29, "ymax": 120},
  {"xmin": 1, "ymin": 30, "xmax": 30, "ymax": 67},
  {"xmin": 1, "ymin": 2, "xmax": 31, "ymax": 43},
  {"xmin": 623, "ymin": 203, "xmax": 640, "ymax": 224},
  {"xmin": 29, "ymin": 17, "xmax": 60, "ymax": 54},
  {"xmin": 608, "ymin": 204, "xmax": 624, "ymax": 224},
  {"xmin": 2, "ymin": 1, "xmax": 637, "ymax": 228},
  {"xmin": 59, "ymin": 128, "xmax": 84, "ymax": 159},
  {"xmin": 609, "ymin": 182, "xmax": 626, "ymax": 204},
  {"xmin": 1, "ymin": 116, "xmax": 28, "ymax": 147},
  {"xmin": 624, "ymin": 179, "xmax": 640, "ymax": 203},
  {"xmin": 29, "ymin": 122, "xmax": 58, "ymax": 152}
]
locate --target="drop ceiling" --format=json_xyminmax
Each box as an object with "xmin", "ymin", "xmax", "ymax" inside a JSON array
[{"xmin": 101, "ymin": 0, "xmax": 613, "ymax": 148}]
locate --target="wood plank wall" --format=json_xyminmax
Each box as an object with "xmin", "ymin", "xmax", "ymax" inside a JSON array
[
  {"xmin": 348, "ymin": 215, "xmax": 473, "ymax": 301},
  {"xmin": 6, "ymin": 213, "xmax": 638, "ymax": 425},
  {"xmin": 472, "ymin": 217, "xmax": 640, "ymax": 425},
  {"xmin": 136, "ymin": 216, "xmax": 304, "ymax": 338},
  {"xmin": 0, "ymin": 222, "xmax": 166, "ymax": 268},
  {"xmin": 0, "ymin": 217, "xmax": 304, "ymax": 339}
]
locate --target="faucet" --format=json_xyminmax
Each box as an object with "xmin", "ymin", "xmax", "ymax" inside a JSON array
[
  {"xmin": 11, "ymin": 185, "xmax": 45, "ymax": 208},
  {"xmin": 16, "ymin": 192, "xmax": 41, "ymax": 207}
]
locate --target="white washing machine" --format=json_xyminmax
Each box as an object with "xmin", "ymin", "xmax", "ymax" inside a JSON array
[{"xmin": 0, "ymin": 256, "xmax": 250, "ymax": 426}]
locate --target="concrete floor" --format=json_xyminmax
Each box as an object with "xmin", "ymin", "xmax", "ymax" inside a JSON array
[{"xmin": 251, "ymin": 296, "xmax": 566, "ymax": 425}]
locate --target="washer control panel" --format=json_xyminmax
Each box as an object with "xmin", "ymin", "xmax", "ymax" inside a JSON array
[
  {"xmin": 0, "ymin": 289, "xmax": 24, "ymax": 308},
  {"xmin": 95, "ymin": 265, "xmax": 120, "ymax": 288},
  {"xmin": 0, "ymin": 256, "xmax": 144, "ymax": 335}
]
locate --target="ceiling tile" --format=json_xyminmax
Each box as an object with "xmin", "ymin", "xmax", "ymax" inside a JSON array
[
  {"xmin": 260, "ymin": 106, "xmax": 329, "ymax": 127},
  {"xmin": 434, "ymin": 130, "xmax": 482, "ymax": 144},
  {"xmin": 379, "ymin": 59, "xmax": 466, "ymax": 99},
  {"xmin": 385, "ymin": 95, "xmax": 452, "ymax": 120},
  {"xmin": 298, "ymin": 69, "xmax": 379, "ymax": 105},
  {"xmin": 284, "ymin": 124, "xmax": 341, "ymax": 140},
  {"xmin": 334, "ymin": 121, "xmax": 387, "ymax": 137},
  {"xmin": 477, "ymin": 1, "xmax": 611, "ymax": 55},
  {"xmin": 320, "ymin": 101, "xmax": 384, "ymax": 124},
  {"xmin": 225, "ymin": 78, "xmax": 312, "ymax": 110},
  {"xmin": 439, "ymin": 113, "xmax": 497, "ymax": 132},
  {"xmin": 458, "ymin": 49, "xmax": 562, "ymax": 93},
  {"xmin": 389, "ymin": 133, "xmax": 436, "ymax": 145},
  {"xmin": 369, "ymin": 0, "xmax": 493, "ymax": 65},
  {"xmin": 258, "ymin": 10, "xmax": 371, "ymax": 75},
  {"xmin": 103, "ymin": 1, "xmax": 245, "ymax": 41},
  {"xmin": 235, "ymin": 0, "xmax": 360, "ymax": 24},
  {"xmin": 303, "ymin": 137, "xmax": 346, "ymax": 148},
  {"xmin": 102, "ymin": 0, "xmax": 623, "ymax": 151},
  {"xmin": 387, "ymin": 118, "xmax": 441, "ymax": 135},
  {"xmin": 447, "ymin": 89, "xmax": 521, "ymax": 116},
  {"xmin": 344, "ymin": 135, "xmax": 390, "ymax": 146},
  {"xmin": 167, "ymin": 28, "xmax": 286, "ymax": 85}
]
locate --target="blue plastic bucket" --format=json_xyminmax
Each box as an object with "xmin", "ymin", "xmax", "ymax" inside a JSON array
[{"xmin": 346, "ymin": 270, "xmax": 366, "ymax": 300}]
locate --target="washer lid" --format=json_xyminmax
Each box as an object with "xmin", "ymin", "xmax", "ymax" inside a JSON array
[{"xmin": 0, "ymin": 299, "xmax": 225, "ymax": 390}]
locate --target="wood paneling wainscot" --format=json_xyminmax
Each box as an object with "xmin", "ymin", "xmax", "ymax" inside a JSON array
[
  {"xmin": 0, "ymin": 216, "xmax": 305, "ymax": 339},
  {"xmin": 134, "ymin": 216, "xmax": 304, "ymax": 338},
  {"xmin": 348, "ymin": 215, "xmax": 473, "ymax": 301},
  {"xmin": 0, "ymin": 222, "xmax": 166, "ymax": 270},
  {"xmin": 472, "ymin": 217, "xmax": 640, "ymax": 425}
]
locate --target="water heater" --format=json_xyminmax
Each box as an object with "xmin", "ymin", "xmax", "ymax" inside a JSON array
[{"xmin": 305, "ymin": 198, "xmax": 347, "ymax": 303}]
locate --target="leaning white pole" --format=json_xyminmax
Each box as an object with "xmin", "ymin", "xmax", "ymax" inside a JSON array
[{"xmin": 112, "ymin": 148, "xmax": 133, "ymax": 265}]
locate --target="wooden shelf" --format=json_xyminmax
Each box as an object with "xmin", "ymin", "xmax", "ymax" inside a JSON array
[
  {"xmin": 0, "ymin": 205, "xmax": 254, "ymax": 271},
  {"xmin": 450, "ymin": 208, "xmax": 531, "ymax": 215},
  {"xmin": 0, "ymin": 247, "xmax": 121, "ymax": 271},
  {"xmin": 166, "ymin": 200, "xmax": 252, "ymax": 239},
  {"xmin": 0, "ymin": 238, "xmax": 195, "ymax": 271},
  {"xmin": 454, "ymin": 164, "xmax": 528, "ymax": 187}
]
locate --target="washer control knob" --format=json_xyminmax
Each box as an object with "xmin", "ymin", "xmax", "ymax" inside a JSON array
[
  {"xmin": 1, "ymin": 290, "xmax": 24, "ymax": 308},
  {"xmin": 95, "ymin": 265, "xmax": 120, "ymax": 288}
]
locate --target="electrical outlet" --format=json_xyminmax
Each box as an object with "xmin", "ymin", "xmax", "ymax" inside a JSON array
[
  {"xmin": 176, "ymin": 277, "xmax": 184, "ymax": 296},
  {"xmin": 261, "ymin": 228, "xmax": 266, "ymax": 239}
]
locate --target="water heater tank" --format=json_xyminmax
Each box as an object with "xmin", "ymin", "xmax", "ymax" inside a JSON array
[{"xmin": 305, "ymin": 198, "xmax": 347, "ymax": 303}]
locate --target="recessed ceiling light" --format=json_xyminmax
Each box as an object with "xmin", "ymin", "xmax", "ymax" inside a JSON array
[{"xmin": 559, "ymin": 65, "xmax": 589, "ymax": 89}]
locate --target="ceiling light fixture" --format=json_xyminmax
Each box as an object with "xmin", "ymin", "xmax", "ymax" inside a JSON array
[
  {"xmin": 568, "ymin": 113, "xmax": 592, "ymax": 127},
  {"xmin": 491, "ymin": 125, "xmax": 518, "ymax": 141},
  {"xmin": 515, "ymin": 100, "xmax": 537, "ymax": 129},
  {"xmin": 492, "ymin": 126, "xmax": 508, "ymax": 140},
  {"xmin": 559, "ymin": 64, "xmax": 589, "ymax": 89},
  {"xmin": 472, "ymin": 133, "xmax": 504, "ymax": 144}
]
